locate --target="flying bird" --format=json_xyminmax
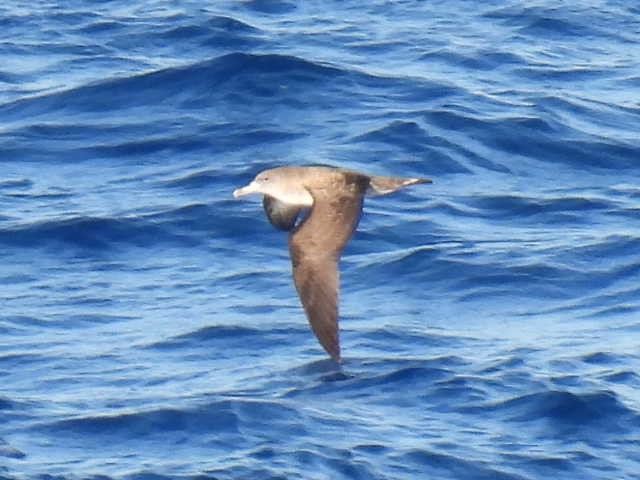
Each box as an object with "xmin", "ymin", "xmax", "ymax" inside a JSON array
[{"xmin": 233, "ymin": 166, "xmax": 431, "ymax": 362}]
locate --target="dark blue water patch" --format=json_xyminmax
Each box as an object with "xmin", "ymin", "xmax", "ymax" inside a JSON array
[
  {"xmin": 535, "ymin": 95, "xmax": 640, "ymax": 134},
  {"xmin": 0, "ymin": 215, "xmax": 192, "ymax": 251},
  {"xmin": 0, "ymin": 51, "xmax": 458, "ymax": 127},
  {"xmin": 355, "ymin": 244, "xmax": 440, "ymax": 273},
  {"xmin": 149, "ymin": 325, "xmax": 271, "ymax": 349},
  {"xmin": 146, "ymin": 324, "xmax": 305, "ymax": 360},
  {"xmin": 423, "ymin": 109, "xmax": 640, "ymax": 170},
  {"xmin": 454, "ymin": 261, "xmax": 628, "ymax": 302},
  {"xmin": 564, "ymin": 235, "xmax": 640, "ymax": 261},
  {"xmin": 419, "ymin": 48, "xmax": 525, "ymax": 72},
  {"xmin": 424, "ymin": 107, "xmax": 561, "ymax": 136},
  {"xmin": 0, "ymin": 52, "xmax": 335, "ymax": 119},
  {"xmin": 74, "ymin": 133, "xmax": 213, "ymax": 161},
  {"xmin": 44, "ymin": 9, "xmax": 100, "ymax": 27},
  {"xmin": 44, "ymin": 402, "xmax": 240, "ymax": 439},
  {"xmin": 353, "ymin": 248, "xmax": 601, "ymax": 302},
  {"xmin": 42, "ymin": 397, "xmax": 304, "ymax": 447},
  {"xmin": 468, "ymin": 390, "xmax": 640, "ymax": 435},
  {"xmin": 0, "ymin": 273, "xmax": 37, "ymax": 286},
  {"xmin": 0, "ymin": 201, "xmax": 252, "ymax": 251},
  {"xmin": 513, "ymin": 66, "xmax": 616, "ymax": 83},
  {"xmin": 0, "ymin": 438, "xmax": 25, "ymax": 460},
  {"xmin": 535, "ymin": 285, "xmax": 640, "ymax": 322},
  {"xmin": 0, "ymin": 121, "xmax": 175, "ymax": 163},
  {"xmin": 0, "ymin": 352, "xmax": 52, "ymax": 370},
  {"xmin": 357, "ymin": 328, "xmax": 468, "ymax": 350},
  {"xmin": 517, "ymin": 17, "xmax": 602, "ymax": 40},
  {"xmin": 482, "ymin": 4, "xmax": 619, "ymax": 40},
  {"xmin": 37, "ymin": 41, "xmax": 110, "ymax": 58},
  {"xmin": 0, "ymin": 189, "xmax": 72, "ymax": 201},
  {"xmin": 0, "ymin": 70, "xmax": 25, "ymax": 84},
  {"xmin": 462, "ymin": 194, "xmax": 616, "ymax": 223},
  {"xmin": 4, "ymin": 121, "xmax": 153, "ymax": 145},
  {"xmin": 75, "ymin": 19, "xmax": 127, "ymax": 35},
  {"xmin": 346, "ymin": 365, "xmax": 452, "ymax": 392},
  {"xmin": 393, "ymin": 449, "xmax": 527, "ymax": 480},
  {"xmin": 2, "ymin": 315, "xmax": 61, "ymax": 331},
  {"xmin": 204, "ymin": 15, "xmax": 261, "ymax": 34},
  {"xmin": 115, "ymin": 14, "xmax": 263, "ymax": 51},
  {"xmin": 500, "ymin": 453, "xmax": 577, "ymax": 480},
  {"xmin": 581, "ymin": 352, "xmax": 619, "ymax": 365},
  {"xmin": 0, "ymin": 398, "xmax": 17, "ymax": 411},
  {"xmin": 428, "ymin": 375, "xmax": 490, "ymax": 411},
  {"xmin": 609, "ymin": 206, "xmax": 640, "ymax": 221},
  {"xmin": 601, "ymin": 371, "xmax": 640, "ymax": 386},
  {"xmin": 53, "ymin": 313, "xmax": 136, "ymax": 328},
  {"xmin": 478, "ymin": 356, "xmax": 527, "ymax": 374},
  {"xmin": 201, "ymin": 465, "xmax": 291, "ymax": 480},
  {"xmin": 588, "ymin": 303, "xmax": 640, "ymax": 319},
  {"xmin": 0, "ymin": 178, "xmax": 34, "ymax": 190},
  {"xmin": 284, "ymin": 357, "xmax": 465, "ymax": 401},
  {"xmin": 175, "ymin": 126, "xmax": 305, "ymax": 157},
  {"xmin": 241, "ymin": 0, "xmax": 297, "ymax": 14},
  {"xmin": 350, "ymin": 121, "xmax": 471, "ymax": 174}
]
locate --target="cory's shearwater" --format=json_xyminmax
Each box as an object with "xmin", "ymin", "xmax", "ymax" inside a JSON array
[{"xmin": 233, "ymin": 166, "xmax": 431, "ymax": 362}]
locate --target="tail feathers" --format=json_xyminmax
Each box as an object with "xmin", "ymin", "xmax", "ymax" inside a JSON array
[{"xmin": 367, "ymin": 175, "xmax": 432, "ymax": 197}]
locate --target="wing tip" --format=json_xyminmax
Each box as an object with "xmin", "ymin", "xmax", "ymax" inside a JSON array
[
  {"xmin": 328, "ymin": 347, "xmax": 341, "ymax": 363},
  {"xmin": 412, "ymin": 177, "xmax": 433, "ymax": 185},
  {"xmin": 368, "ymin": 175, "xmax": 433, "ymax": 196},
  {"xmin": 318, "ymin": 333, "xmax": 341, "ymax": 363}
]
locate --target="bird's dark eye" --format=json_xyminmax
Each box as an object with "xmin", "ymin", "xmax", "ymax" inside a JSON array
[{"xmin": 261, "ymin": 176, "xmax": 269, "ymax": 182}]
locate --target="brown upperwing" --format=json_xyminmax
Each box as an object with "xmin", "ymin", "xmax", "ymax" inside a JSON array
[{"xmin": 288, "ymin": 172, "xmax": 369, "ymax": 361}]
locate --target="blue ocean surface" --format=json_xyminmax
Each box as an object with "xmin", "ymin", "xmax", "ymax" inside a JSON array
[{"xmin": 2, "ymin": 1, "xmax": 640, "ymax": 479}]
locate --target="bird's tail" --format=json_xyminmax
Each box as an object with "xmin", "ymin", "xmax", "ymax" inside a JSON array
[{"xmin": 367, "ymin": 175, "xmax": 432, "ymax": 197}]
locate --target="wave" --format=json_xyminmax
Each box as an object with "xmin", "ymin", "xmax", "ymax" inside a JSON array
[
  {"xmin": 350, "ymin": 121, "xmax": 472, "ymax": 174},
  {"xmin": 350, "ymin": 233, "xmax": 640, "ymax": 307},
  {"xmin": 395, "ymin": 449, "xmax": 524, "ymax": 480},
  {"xmin": 0, "ymin": 53, "xmax": 342, "ymax": 118},
  {"xmin": 0, "ymin": 51, "xmax": 458, "ymax": 126},
  {"xmin": 46, "ymin": 402, "xmax": 240, "ymax": 438},
  {"xmin": 148, "ymin": 324, "xmax": 291, "ymax": 351},
  {"xmin": 422, "ymin": 108, "xmax": 640, "ymax": 170},
  {"xmin": 483, "ymin": 4, "xmax": 625, "ymax": 40},
  {"xmin": 0, "ymin": 204, "xmax": 217, "ymax": 250},
  {"xmin": 464, "ymin": 194, "xmax": 614, "ymax": 221},
  {"xmin": 0, "ymin": 437, "xmax": 25, "ymax": 460},
  {"xmin": 42, "ymin": 397, "xmax": 302, "ymax": 442},
  {"xmin": 420, "ymin": 48, "xmax": 526, "ymax": 71},
  {"xmin": 0, "ymin": 215, "xmax": 176, "ymax": 250},
  {"xmin": 466, "ymin": 389, "xmax": 639, "ymax": 431},
  {"xmin": 0, "ymin": 397, "xmax": 17, "ymax": 411}
]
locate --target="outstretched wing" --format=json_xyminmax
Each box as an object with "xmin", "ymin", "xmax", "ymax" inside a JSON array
[
  {"xmin": 291, "ymin": 255, "xmax": 341, "ymax": 361},
  {"xmin": 288, "ymin": 172, "xmax": 369, "ymax": 361}
]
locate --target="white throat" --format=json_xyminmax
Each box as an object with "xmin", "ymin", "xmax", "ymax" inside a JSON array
[{"xmin": 270, "ymin": 186, "xmax": 314, "ymax": 207}]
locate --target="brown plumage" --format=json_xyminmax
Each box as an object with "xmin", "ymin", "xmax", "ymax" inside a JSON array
[{"xmin": 233, "ymin": 166, "xmax": 431, "ymax": 361}]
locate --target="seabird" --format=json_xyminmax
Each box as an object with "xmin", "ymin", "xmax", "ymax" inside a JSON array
[{"xmin": 233, "ymin": 166, "xmax": 431, "ymax": 362}]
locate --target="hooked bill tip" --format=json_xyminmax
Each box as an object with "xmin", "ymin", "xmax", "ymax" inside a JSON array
[{"xmin": 233, "ymin": 184, "xmax": 255, "ymax": 198}]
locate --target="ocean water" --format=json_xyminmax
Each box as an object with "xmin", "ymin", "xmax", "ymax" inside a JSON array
[{"xmin": 1, "ymin": 1, "xmax": 640, "ymax": 478}]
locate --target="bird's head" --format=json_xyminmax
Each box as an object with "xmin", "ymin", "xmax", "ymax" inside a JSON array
[
  {"xmin": 233, "ymin": 170, "xmax": 278, "ymax": 198},
  {"xmin": 233, "ymin": 168, "xmax": 314, "ymax": 206}
]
